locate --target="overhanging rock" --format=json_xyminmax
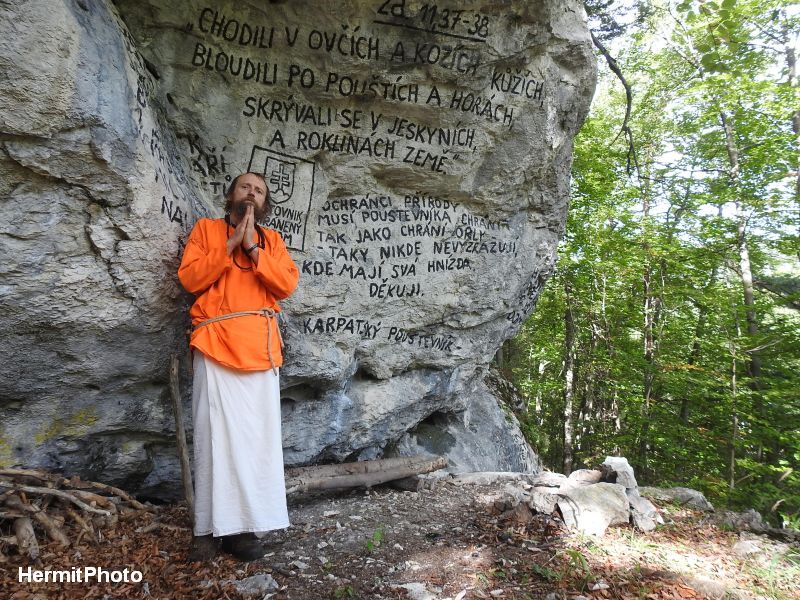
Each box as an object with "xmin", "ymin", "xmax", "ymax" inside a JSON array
[{"xmin": 0, "ymin": 0, "xmax": 596, "ymax": 498}]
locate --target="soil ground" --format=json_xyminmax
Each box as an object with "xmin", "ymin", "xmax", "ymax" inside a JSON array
[{"xmin": 1, "ymin": 478, "xmax": 798, "ymax": 599}]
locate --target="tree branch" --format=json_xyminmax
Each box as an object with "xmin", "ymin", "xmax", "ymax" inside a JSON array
[{"xmin": 590, "ymin": 29, "xmax": 640, "ymax": 179}]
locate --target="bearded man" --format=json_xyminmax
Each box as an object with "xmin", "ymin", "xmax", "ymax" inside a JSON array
[{"xmin": 178, "ymin": 172, "xmax": 300, "ymax": 561}]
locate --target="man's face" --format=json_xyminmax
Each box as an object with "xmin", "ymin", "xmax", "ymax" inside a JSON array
[{"xmin": 228, "ymin": 173, "xmax": 269, "ymax": 221}]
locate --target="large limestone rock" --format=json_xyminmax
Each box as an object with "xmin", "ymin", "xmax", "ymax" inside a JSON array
[
  {"xmin": 639, "ymin": 486, "xmax": 715, "ymax": 512},
  {"xmin": 557, "ymin": 482, "xmax": 630, "ymax": 536},
  {"xmin": 627, "ymin": 489, "xmax": 662, "ymax": 532},
  {"xmin": 600, "ymin": 456, "xmax": 638, "ymax": 490},
  {"xmin": 0, "ymin": 0, "xmax": 201, "ymax": 496},
  {"xmin": 0, "ymin": 0, "xmax": 596, "ymax": 498}
]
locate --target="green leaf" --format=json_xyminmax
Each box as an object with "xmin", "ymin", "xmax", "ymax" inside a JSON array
[{"xmin": 700, "ymin": 53, "xmax": 719, "ymax": 71}]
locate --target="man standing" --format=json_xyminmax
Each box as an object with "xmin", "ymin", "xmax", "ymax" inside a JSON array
[{"xmin": 178, "ymin": 172, "xmax": 300, "ymax": 561}]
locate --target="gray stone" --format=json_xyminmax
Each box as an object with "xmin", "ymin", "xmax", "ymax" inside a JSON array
[
  {"xmin": 223, "ymin": 573, "xmax": 279, "ymax": 597},
  {"xmin": 0, "ymin": 0, "xmax": 199, "ymax": 493},
  {"xmin": 600, "ymin": 456, "xmax": 638, "ymax": 490},
  {"xmin": 388, "ymin": 474, "xmax": 433, "ymax": 492},
  {"xmin": 473, "ymin": 482, "xmax": 529, "ymax": 513},
  {"xmin": 529, "ymin": 488, "xmax": 559, "ymax": 514},
  {"xmin": 502, "ymin": 481, "xmax": 529, "ymax": 503},
  {"xmin": 475, "ymin": 491, "xmax": 509, "ymax": 512},
  {"xmin": 449, "ymin": 471, "xmax": 534, "ymax": 486},
  {"xmin": 391, "ymin": 582, "xmax": 440, "ymax": 600},
  {"xmin": 679, "ymin": 576, "xmax": 737, "ymax": 600},
  {"xmin": 567, "ymin": 469, "xmax": 603, "ymax": 485},
  {"xmin": 732, "ymin": 539, "xmax": 761, "ymax": 558},
  {"xmin": 639, "ymin": 486, "xmax": 714, "ymax": 512},
  {"xmin": 627, "ymin": 489, "xmax": 662, "ymax": 532},
  {"xmin": 717, "ymin": 509, "xmax": 766, "ymax": 532},
  {"xmin": 530, "ymin": 472, "xmax": 569, "ymax": 488},
  {"xmin": 557, "ymin": 482, "xmax": 630, "ymax": 536},
  {"xmin": 0, "ymin": 0, "xmax": 596, "ymax": 496}
]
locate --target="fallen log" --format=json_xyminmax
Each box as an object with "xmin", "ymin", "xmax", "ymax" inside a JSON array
[
  {"xmin": 65, "ymin": 507, "xmax": 97, "ymax": 544},
  {"xmin": 285, "ymin": 455, "xmax": 447, "ymax": 479},
  {"xmin": 285, "ymin": 455, "xmax": 447, "ymax": 495},
  {"xmin": 3, "ymin": 494, "xmax": 36, "ymax": 514},
  {"xmin": 32, "ymin": 509, "xmax": 71, "ymax": 547},
  {"xmin": 5, "ymin": 494, "xmax": 69, "ymax": 548},
  {"xmin": 73, "ymin": 489, "xmax": 117, "ymax": 510},
  {"xmin": 69, "ymin": 480, "xmax": 147, "ymax": 511},
  {"xmin": 0, "ymin": 482, "xmax": 111, "ymax": 516},
  {"xmin": 0, "ymin": 468, "xmax": 154, "ymax": 554},
  {"xmin": 761, "ymin": 526, "xmax": 800, "ymax": 543},
  {"xmin": 135, "ymin": 521, "xmax": 190, "ymax": 534},
  {"xmin": 0, "ymin": 510, "xmax": 26, "ymax": 520},
  {"xmin": 0, "ymin": 468, "xmax": 62, "ymax": 485},
  {"xmin": 14, "ymin": 516, "xmax": 39, "ymax": 562},
  {"xmin": 0, "ymin": 469, "xmax": 149, "ymax": 511}
]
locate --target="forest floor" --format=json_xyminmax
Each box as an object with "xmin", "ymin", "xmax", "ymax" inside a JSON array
[{"xmin": 1, "ymin": 476, "xmax": 799, "ymax": 600}]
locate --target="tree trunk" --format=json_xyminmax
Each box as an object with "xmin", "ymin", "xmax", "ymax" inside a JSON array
[
  {"xmin": 735, "ymin": 207, "xmax": 763, "ymax": 383},
  {"xmin": 661, "ymin": 180, "xmax": 693, "ymax": 425},
  {"xmin": 681, "ymin": 252, "xmax": 720, "ymax": 425},
  {"xmin": 534, "ymin": 359, "xmax": 547, "ymax": 426},
  {"xmin": 610, "ymin": 388, "xmax": 621, "ymax": 449},
  {"xmin": 597, "ymin": 271, "xmax": 620, "ymax": 441},
  {"xmin": 784, "ymin": 36, "xmax": 800, "ymax": 259},
  {"xmin": 680, "ymin": 311, "xmax": 705, "ymax": 425},
  {"xmin": 563, "ymin": 280, "xmax": 576, "ymax": 475},
  {"xmin": 639, "ymin": 181, "xmax": 656, "ymax": 474},
  {"xmin": 729, "ymin": 301, "xmax": 740, "ymax": 491},
  {"xmin": 736, "ymin": 201, "xmax": 766, "ymax": 460},
  {"xmin": 721, "ymin": 110, "xmax": 765, "ymax": 461},
  {"xmin": 577, "ymin": 321, "xmax": 599, "ymax": 454}
]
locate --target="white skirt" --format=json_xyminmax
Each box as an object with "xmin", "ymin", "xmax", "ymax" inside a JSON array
[{"xmin": 191, "ymin": 351, "xmax": 290, "ymax": 537}]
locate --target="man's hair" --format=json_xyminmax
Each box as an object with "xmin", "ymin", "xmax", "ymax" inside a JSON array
[{"xmin": 224, "ymin": 172, "xmax": 272, "ymax": 220}]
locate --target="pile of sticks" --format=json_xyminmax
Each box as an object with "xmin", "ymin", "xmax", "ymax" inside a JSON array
[{"xmin": 0, "ymin": 468, "xmax": 151, "ymax": 565}]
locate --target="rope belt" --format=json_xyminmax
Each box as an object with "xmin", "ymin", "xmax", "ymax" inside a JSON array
[{"xmin": 193, "ymin": 308, "xmax": 283, "ymax": 375}]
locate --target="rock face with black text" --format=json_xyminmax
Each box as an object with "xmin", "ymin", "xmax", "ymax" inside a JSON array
[{"xmin": 0, "ymin": 0, "xmax": 596, "ymax": 498}]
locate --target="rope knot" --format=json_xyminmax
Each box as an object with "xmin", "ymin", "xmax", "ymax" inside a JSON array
[{"xmin": 192, "ymin": 308, "xmax": 283, "ymax": 375}]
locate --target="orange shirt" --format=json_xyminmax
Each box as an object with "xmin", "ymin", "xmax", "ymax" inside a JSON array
[{"xmin": 177, "ymin": 218, "xmax": 300, "ymax": 371}]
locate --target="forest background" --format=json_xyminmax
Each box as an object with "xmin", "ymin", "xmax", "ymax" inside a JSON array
[{"xmin": 501, "ymin": 0, "xmax": 800, "ymax": 527}]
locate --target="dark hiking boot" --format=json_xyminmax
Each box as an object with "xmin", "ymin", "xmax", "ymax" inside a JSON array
[
  {"xmin": 220, "ymin": 532, "xmax": 267, "ymax": 561},
  {"xmin": 187, "ymin": 534, "xmax": 219, "ymax": 562}
]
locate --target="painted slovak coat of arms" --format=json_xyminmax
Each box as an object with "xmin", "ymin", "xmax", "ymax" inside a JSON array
[{"xmin": 265, "ymin": 157, "xmax": 295, "ymax": 204}]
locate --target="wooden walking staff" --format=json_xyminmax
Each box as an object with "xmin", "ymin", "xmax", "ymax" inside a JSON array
[{"xmin": 169, "ymin": 353, "xmax": 195, "ymax": 517}]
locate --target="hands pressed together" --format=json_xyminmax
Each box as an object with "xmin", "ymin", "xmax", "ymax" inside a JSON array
[{"xmin": 226, "ymin": 203, "xmax": 259, "ymax": 264}]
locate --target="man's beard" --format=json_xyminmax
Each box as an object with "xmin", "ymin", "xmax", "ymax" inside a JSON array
[{"xmin": 229, "ymin": 198, "xmax": 269, "ymax": 222}]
